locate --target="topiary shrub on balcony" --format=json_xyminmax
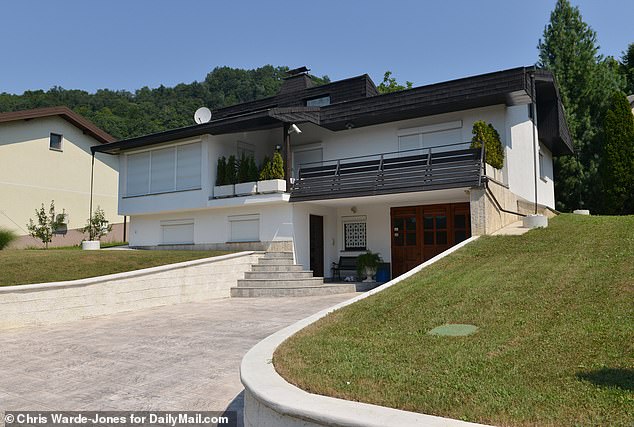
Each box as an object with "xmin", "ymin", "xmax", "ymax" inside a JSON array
[
  {"xmin": 216, "ymin": 156, "xmax": 227, "ymax": 186},
  {"xmin": 470, "ymin": 120, "xmax": 504, "ymax": 169}
]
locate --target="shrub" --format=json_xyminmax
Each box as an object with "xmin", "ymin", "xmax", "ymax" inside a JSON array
[
  {"xmin": 270, "ymin": 151, "xmax": 285, "ymax": 179},
  {"xmin": 247, "ymin": 156, "xmax": 259, "ymax": 182},
  {"xmin": 225, "ymin": 155, "xmax": 237, "ymax": 185},
  {"xmin": 237, "ymin": 152, "xmax": 250, "ymax": 183},
  {"xmin": 0, "ymin": 227, "xmax": 17, "ymax": 250},
  {"xmin": 27, "ymin": 200, "xmax": 66, "ymax": 249},
  {"xmin": 216, "ymin": 156, "xmax": 227, "ymax": 186},
  {"xmin": 470, "ymin": 121, "xmax": 504, "ymax": 169},
  {"xmin": 82, "ymin": 206, "xmax": 112, "ymax": 241},
  {"xmin": 259, "ymin": 156, "xmax": 272, "ymax": 180}
]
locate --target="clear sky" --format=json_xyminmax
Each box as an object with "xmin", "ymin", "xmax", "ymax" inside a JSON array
[{"xmin": 1, "ymin": 0, "xmax": 631, "ymax": 95}]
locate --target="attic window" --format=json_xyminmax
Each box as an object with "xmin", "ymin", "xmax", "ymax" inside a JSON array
[
  {"xmin": 49, "ymin": 133, "xmax": 63, "ymax": 151},
  {"xmin": 306, "ymin": 96, "xmax": 330, "ymax": 107}
]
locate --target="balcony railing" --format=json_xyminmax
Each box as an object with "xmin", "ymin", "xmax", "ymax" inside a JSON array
[{"xmin": 290, "ymin": 142, "xmax": 485, "ymax": 202}]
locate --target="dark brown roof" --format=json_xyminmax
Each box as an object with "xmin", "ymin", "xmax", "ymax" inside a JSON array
[
  {"xmin": 93, "ymin": 67, "xmax": 573, "ymax": 156},
  {"xmin": 0, "ymin": 106, "xmax": 115, "ymax": 144}
]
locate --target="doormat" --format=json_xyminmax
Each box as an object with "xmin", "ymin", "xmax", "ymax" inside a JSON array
[{"xmin": 428, "ymin": 324, "xmax": 478, "ymax": 336}]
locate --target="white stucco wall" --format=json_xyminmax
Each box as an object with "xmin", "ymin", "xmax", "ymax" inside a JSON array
[
  {"xmin": 0, "ymin": 116, "xmax": 121, "ymax": 236},
  {"xmin": 128, "ymin": 201, "xmax": 293, "ymax": 248}
]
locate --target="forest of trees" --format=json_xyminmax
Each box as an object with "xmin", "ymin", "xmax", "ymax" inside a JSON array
[{"xmin": 0, "ymin": 65, "xmax": 330, "ymax": 140}]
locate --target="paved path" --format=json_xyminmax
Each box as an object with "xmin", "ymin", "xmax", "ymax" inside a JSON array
[{"xmin": 0, "ymin": 294, "xmax": 356, "ymax": 422}]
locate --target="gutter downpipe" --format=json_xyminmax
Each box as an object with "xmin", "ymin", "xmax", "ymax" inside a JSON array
[
  {"xmin": 89, "ymin": 152, "xmax": 95, "ymax": 226},
  {"xmin": 530, "ymin": 72, "xmax": 539, "ymax": 215}
]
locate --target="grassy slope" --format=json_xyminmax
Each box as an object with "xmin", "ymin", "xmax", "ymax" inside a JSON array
[
  {"xmin": 0, "ymin": 249, "xmax": 231, "ymax": 286},
  {"xmin": 275, "ymin": 215, "xmax": 633, "ymax": 426}
]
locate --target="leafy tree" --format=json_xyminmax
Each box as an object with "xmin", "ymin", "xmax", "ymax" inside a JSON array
[
  {"xmin": 377, "ymin": 71, "xmax": 413, "ymax": 94},
  {"xmin": 600, "ymin": 93, "xmax": 634, "ymax": 214},
  {"xmin": 27, "ymin": 201, "xmax": 66, "ymax": 249},
  {"xmin": 621, "ymin": 43, "xmax": 634, "ymax": 94},
  {"xmin": 82, "ymin": 206, "xmax": 112, "ymax": 241},
  {"xmin": 537, "ymin": 0, "xmax": 624, "ymax": 212},
  {"xmin": 470, "ymin": 121, "xmax": 504, "ymax": 169}
]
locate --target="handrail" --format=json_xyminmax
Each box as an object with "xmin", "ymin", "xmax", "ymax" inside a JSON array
[{"xmin": 297, "ymin": 141, "xmax": 473, "ymax": 169}]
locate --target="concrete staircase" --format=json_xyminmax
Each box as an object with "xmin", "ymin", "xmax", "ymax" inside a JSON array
[{"xmin": 230, "ymin": 252, "xmax": 356, "ymax": 297}]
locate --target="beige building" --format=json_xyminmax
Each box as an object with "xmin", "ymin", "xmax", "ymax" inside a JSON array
[{"xmin": 0, "ymin": 107, "xmax": 123, "ymax": 248}]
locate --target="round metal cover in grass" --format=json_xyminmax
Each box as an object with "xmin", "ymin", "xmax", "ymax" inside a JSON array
[{"xmin": 428, "ymin": 324, "xmax": 478, "ymax": 336}]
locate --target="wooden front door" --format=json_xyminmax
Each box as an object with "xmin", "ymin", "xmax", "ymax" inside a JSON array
[
  {"xmin": 391, "ymin": 203, "xmax": 470, "ymax": 277},
  {"xmin": 309, "ymin": 215, "xmax": 324, "ymax": 277}
]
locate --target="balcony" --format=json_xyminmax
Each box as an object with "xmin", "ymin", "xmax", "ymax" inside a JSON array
[{"xmin": 290, "ymin": 143, "xmax": 485, "ymax": 202}]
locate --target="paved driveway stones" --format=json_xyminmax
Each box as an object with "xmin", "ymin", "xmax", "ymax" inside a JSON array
[{"xmin": 0, "ymin": 293, "xmax": 357, "ymax": 425}]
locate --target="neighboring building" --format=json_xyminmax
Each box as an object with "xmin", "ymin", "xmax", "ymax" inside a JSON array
[
  {"xmin": 0, "ymin": 107, "xmax": 123, "ymax": 248},
  {"xmin": 93, "ymin": 66, "xmax": 572, "ymax": 278}
]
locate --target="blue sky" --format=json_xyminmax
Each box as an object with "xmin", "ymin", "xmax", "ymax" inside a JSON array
[{"xmin": 1, "ymin": 0, "xmax": 631, "ymax": 94}]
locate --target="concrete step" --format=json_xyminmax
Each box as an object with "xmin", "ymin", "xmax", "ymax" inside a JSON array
[
  {"xmin": 230, "ymin": 283, "xmax": 357, "ymax": 298},
  {"xmin": 257, "ymin": 258, "xmax": 295, "ymax": 266},
  {"xmin": 251, "ymin": 264, "xmax": 305, "ymax": 272},
  {"xmin": 244, "ymin": 271, "xmax": 314, "ymax": 280},
  {"xmin": 262, "ymin": 252, "xmax": 294, "ymax": 259},
  {"xmin": 237, "ymin": 278, "xmax": 324, "ymax": 288}
]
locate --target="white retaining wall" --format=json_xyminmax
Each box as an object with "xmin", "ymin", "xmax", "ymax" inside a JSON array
[
  {"xmin": 241, "ymin": 237, "xmax": 493, "ymax": 427},
  {"xmin": 0, "ymin": 251, "xmax": 261, "ymax": 330}
]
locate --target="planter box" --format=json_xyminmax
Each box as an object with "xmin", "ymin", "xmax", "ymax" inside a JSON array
[
  {"xmin": 235, "ymin": 181, "xmax": 258, "ymax": 196},
  {"xmin": 214, "ymin": 184, "xmax": 235, "ymax": 198},
  {"xmin": 257, "ymin": 179, "xmax": 286, "ymax": 194},
  {"xmin": 82, "ymin": 241, "xmax": 101, "ymax": 250},
  {"xmin": 485, "ymin": 164, "xmax": 503, "ymax": 183}
]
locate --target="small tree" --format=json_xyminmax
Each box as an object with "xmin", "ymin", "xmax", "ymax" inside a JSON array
[
  {"xmin": 82, "ymin": 206, "xmax": 113, "ymax": 241},
  {"xmin": 270, "ymin": 151, "xmax": 285, "ymax": 179},
  {"xmin": 216, "ymin": 156, "xmax": 227, "ymax": 186},
  {"xmin": 225, "ymin": 155, "xmax": 238, "ymax": 184},
  {"xmin": 259, "ymin": 156, "xmax": 272, "ymax": 180},
  {"xmin": 237, "ymin": 152, "xmax": 250, "ymax": 183},
  {"xmin": 247, "ymin": 156, "xmax": 259, "ymax": 182},
  {"xmin": 377, "ymin": 71, "xmax": 413, "ymax": 94},
  {"xmin": 600, "ymin": 93, "xmax": 634, "ymax": 214},
  {"xmin": 27, "ymin": 201, "xmax": 66, "ymax": 249},
  {"xmin": 470, "ymin": 121, "xmax": 504, "ymax": 169},
  {"xmin": 0, "ymin": 227, "xmax": 17, "ymax": 250}
]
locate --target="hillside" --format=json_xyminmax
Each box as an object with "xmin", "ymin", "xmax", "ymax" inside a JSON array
[
  {"xmin": 275, "ymin": 214, "xmax": 634, "ymax": 426},
  {"xmin": 0, "ymin": 65, "xmax": 330, "ymax": 140}
]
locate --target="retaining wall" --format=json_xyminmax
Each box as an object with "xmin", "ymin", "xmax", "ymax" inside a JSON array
[{"xmin": 0, "ymin": 251, "xmax": 261, "ymax": 330}]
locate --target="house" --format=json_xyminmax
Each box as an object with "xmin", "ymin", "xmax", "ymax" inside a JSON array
[
  {"xmin": 92, "ymin": 66, "xmax": 572, "ymax": 279},
  {"xmin": 0, "ymin": 107, "xmax": 123, "ymax": 248}
]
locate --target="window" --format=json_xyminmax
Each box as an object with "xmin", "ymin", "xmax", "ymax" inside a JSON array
[
  {"xmin": 229, "ymin": 214, "xmax": 260, "ymax": 242},
  {"xmin": 397, "ymin": 121, "xmax": 463, "ymax": 155},
  {"xmin": 292, "ymin": 147, "xmax": 323, "ymax": 178},
  {"xmin": 125, "ymin": 142, "xmax": 201, "ymax": 197},
  {"xmin": 342, "ymin": 215, "xmax": 367, "ymax": 251},
  {"xmin": 237, "ymin": 141, "xmax": 255, "ymax": 159},
  {"xmin": 539, "ymin": 151, "xmax": 545, "ymax": 179},
  {"xmin": 306, "ymin": 96, "xmax": 330, "ymax": 107},
  {"xmin": 161, "ymin": 219, "xmax": 194, "ymax": 244},
  {"xmin": 49, "ymin": 133, "xmax": 63, "ymax": 151}
]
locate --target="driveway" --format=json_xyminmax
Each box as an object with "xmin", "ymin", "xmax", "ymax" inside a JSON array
[{"xmin": 0, "ymin": 294, "xmax": 356, "ymax": 422}]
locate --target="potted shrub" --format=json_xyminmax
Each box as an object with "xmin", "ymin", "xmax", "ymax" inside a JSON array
[
  {"xmin": 81, "ymin": 206, "xmax": 112, "ymax": 250},
  {"xmin": 235, "ymin": 154, "xmax": 259, "ymax": 196},
  {"xmin": 258, "ymin": 151, "xmax": 287, "ymax": 193},
  {"xmin": 213, "ymin": 156, "xmax": 235, "ymax": 198},
  {"xmin": 357, "ymin": 250, "xmax": 382, "ymax": 283},
  {"xmin": 470, "ymin": 120, "xmax": 504, "ymax": 182}
]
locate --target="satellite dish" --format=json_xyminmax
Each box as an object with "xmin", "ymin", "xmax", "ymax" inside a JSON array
[{"xmin": 194, "ymin": 107, "xmax": 212, "ymax": 124}]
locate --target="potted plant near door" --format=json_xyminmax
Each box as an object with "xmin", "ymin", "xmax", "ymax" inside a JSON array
[
  {"xmin": 357, "ymin": 250, "xmax": 382, "ymax": 283},
  {"xmin": 234, "ymin": 154, "xmax": 259, "ymax": 196},
  {"xmin": 81, "ymin": 206, "xmax": 112, "ymax": 250},
  {"xmin": 257, "ymin": 151, "xmax": 287, "ymax": 193},
  {"xmin": 214, "ymin": 156, "xmax": 236, "ymax": 198}
]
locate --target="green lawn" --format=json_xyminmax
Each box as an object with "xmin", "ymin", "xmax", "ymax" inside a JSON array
[
  {"xmin": 274, "ymin": 214, "xmax": 634, "ymax": 426},
  {"xmin": 0, "ymin": 249, "xmax": 232, "ymax": 286}
]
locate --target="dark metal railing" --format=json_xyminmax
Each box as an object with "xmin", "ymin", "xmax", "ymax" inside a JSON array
[{"xmin": 290, "ymin": 142, "xmax": 486, "ymax": 202}]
